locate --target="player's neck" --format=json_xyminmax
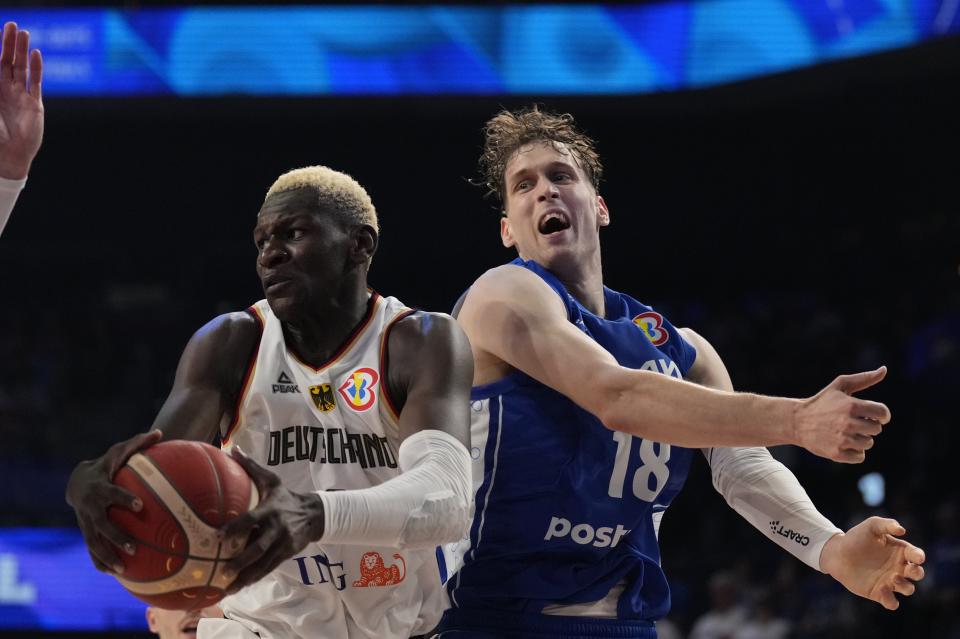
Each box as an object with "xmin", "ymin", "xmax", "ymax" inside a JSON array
[
  {"xmin": 555, "ymin": 250, "xmax": 605, "ymax": 317},
  {"xmin": 281, "ymin": 286, "xmax": 371, "ymax": 366}
]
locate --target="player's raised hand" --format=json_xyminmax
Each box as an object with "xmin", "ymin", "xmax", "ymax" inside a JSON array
[
  {"xmin": 793, "ymin": 366, "xmax": 891, "ymax": 463},
  {"xmin": 820, "ymin": 516, "xmax": 926, "ymax": 610},
  {"xmin": 219, "ymin": 448, "xmax": 325, "ymax": 594},
  {"xmin": 65, "ymin": 429, "xmax": 164, "ymax": 574},
  {"xmin": 0, "ymin": 21, "xmax": 43, "ymax": 179}
]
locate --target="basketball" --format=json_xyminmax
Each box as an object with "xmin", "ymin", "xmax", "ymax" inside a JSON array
[{"xmin": 107, "ymin": 440, "xmax": 259, "ymax": 609}]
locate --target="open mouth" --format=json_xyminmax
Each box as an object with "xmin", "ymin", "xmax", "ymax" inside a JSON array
[{"xmin": 538, "ymin": 213, "xmax": 571, "ymax": 235}]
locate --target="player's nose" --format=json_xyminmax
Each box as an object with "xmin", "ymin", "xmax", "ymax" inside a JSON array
[
  {"xmin": 536, "ymin": 178, "xmax": 560, "ymax": 202},
  {"xmin": 258, "ymin": 238, "xmax": 290, "ymax": 267}
]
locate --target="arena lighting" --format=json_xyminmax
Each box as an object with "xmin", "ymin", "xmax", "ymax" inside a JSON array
[
  {"xmin": 0, "ymin": 2, "xmax": 956, "ymax": 96},
  {"xmin": 858, "ymin": 471, "xmax": 886, "ymax": 507}
]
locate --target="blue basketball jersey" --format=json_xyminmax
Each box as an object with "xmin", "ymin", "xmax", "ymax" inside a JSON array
[{"xmin": 445, "ymin": 259, "xmax": 697, "ymax": 627}]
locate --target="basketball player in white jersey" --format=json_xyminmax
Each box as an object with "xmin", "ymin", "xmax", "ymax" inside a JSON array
[
  {"xmin": 66, "ymin": 166, "xmax": 475, "ymax": 638},
  {"xmin": 0, "ymin": 21, "xmax": 43, "ymax": 236}
]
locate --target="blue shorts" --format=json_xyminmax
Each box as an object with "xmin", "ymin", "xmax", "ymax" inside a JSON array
[{"xmin": 435, "ymin": 609, "xmax": 658, "ymax": 639}]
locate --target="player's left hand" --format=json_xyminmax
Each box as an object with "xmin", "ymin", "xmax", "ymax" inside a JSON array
[
  {"xmin": 0, "ymin": 22, "xmax": 43, "ymax": 179},
  {"xmin": 820, "ymin": 516, "xmax": 925, "ymax": 610},
  {"xmin": 218, "ymin": 448, "xmax": 326, "ymax": 594}
]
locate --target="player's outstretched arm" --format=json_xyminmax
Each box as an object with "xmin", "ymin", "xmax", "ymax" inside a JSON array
[
  {"xmin": 0, "ymin": 21, "xmax": 44, "ymax": 235},
  {"xmin": 687, "ymin": 328, "xmax": 925, "ymax": 609},
  {"xmin": 65, "ymin": 312, "xmax": 259, "ymax": 575},
  {"xmin": 219, "ymin": 312, "xmax": 474, "ymax": 594},
  {"xmin": 457, "ymin": 265, "xmax": 889, "ymax": 463},
  {"xmin": 820, "ymin": 517, "xmax": 925, "ymax": 610}
]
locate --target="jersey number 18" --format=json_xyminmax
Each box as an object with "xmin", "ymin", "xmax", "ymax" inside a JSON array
[{"xmin": 608, "ymin": 432, "xmax": 671, "ymax": 502}]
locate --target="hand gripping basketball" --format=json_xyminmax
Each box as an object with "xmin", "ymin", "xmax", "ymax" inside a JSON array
[
  {"xmin": 216, "ymin": 448, "xmax": 326, "ymax": 595},
  {"xmin": 106, "ymin": 440, "xmax": 259, "ymax": 609},
  {"xmin": 793, "ymin": 366, "xmax": 892, "ymax": 463},
  {"xmin": 66, "ymin": 430, "xmax": 164, "ymax": 575}
]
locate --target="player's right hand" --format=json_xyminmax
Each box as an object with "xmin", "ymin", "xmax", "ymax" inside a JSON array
[
  {"xmin": 0, "ymin": 21, "xmax": 43, "ymax": 179},
  {"xmin": 65, "ymin": 430, "xmax": 163, "ymax": 574},
  {"xmin": 793, "ymin": 367, "xmax": 891, "ymax": 463}
]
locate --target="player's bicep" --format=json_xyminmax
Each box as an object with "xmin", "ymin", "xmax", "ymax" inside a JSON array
[
  {"xmin": 392, "ymin": 313, "xmax": 473, "ymax": 448},
  {"xmin": 459, "ymin": 266, "xmax": 623, "ymax": 413},
  {"xmin": 680, "ymin": 328, "xmax": 734, "ymax": 393},
  {"xmin": 151, "ymin": 313, "xmax": 257, "ymax": 442}
]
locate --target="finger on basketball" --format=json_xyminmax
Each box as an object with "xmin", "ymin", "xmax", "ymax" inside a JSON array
[
  {"xmin": 103, "ymin": 481, "xmax": 144, "ymax": 512},
  {"xmin": 230, "ymin": 448, "xmax": 276, "ymax": 491},
  {"xmin": 218, "ymin": 508, "xmax": 259, "ymax": 541},
  {"xmin": 224, "ymin": 523, "xmax": 277, "ymax": 579},
  {"xmin": 107, "ymin": 430, "xmax": 163, "ymax": 475},
  {"xmin": 86, "ymin": 531, "xmax": 125, "ymax": 573},
  {"xmin": 227, "ymin": 541, "xmax": 290, "ymax": 594},
  {"xmin": 87, "ymin": 546, "xmax": 122, "ymax": 575},
  {"xmin": 92, "ymin": 514, "xmax": 139, "ymax": 554}
]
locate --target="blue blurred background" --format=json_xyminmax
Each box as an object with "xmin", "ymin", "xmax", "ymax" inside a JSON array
[{"xmin": 1, "ymin": 2, "xmax": 959, "ymax": 96}]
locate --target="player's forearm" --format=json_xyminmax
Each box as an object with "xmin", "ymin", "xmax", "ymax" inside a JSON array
[
  {"xmin": 706, "ymin": 446, "xmax": 841, "ymax": 570},
  {"xmin": 0, "ymin": 174, "xmax": 25, "ymax": 237},
  {"xmin": 317, "ymin": 429, "xmax": 472, "ymax": 548},
  {"xmin": 597, "ymin": 368, "xmax": 799, "ymax": 448}
]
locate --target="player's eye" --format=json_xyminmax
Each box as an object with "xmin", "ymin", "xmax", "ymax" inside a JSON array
[
  {"xmin": 553, "ymin": 172, "xmax": 572, "ymax": 182},
  {"xmin": 514, "ymin": 180, "xmax": 530, "ymax": 192},
  {"xmin": 288, "ymin": 228, "xmax": 305, "ymax": 240}
]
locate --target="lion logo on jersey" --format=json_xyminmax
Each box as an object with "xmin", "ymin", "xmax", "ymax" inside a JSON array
[{"xmin": 352, "ymin": 551, "xmax": 406, "ymax": 587}]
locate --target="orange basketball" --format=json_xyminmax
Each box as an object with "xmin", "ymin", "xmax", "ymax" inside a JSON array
[{"xmin": 107, "ymin": 440, "xmax": 259, "ymax": 609}]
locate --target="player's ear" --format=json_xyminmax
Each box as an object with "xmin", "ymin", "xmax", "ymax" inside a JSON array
[
  {"xmin": 145, "ymin": 608, "xmax": 158, "ymax": 632},
  {"xmin": 352, "ymin": 224, "xmax": 378, "ymax": 264},
  {"xmin": 500, "ymin": 213, "xmax": 516, "ymax": 248},
  {"xmin": 597, "ymin": 195, "xmax": 610, "ymax": 228}
]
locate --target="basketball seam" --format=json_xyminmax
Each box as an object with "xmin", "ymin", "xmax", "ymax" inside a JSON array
[
  {"xmin": 199, "ymin": 443, "xmax": 227, "ymax": 594},
  {"xmin": 123, "ymin": 461, "xmax": 191, "ymax": 564}
]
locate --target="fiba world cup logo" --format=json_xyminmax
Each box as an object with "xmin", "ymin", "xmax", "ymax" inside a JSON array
[
  {"xmin": 632, "ymin": 311, "xmax": 669, "ymax": 346},
  {"xmin": 337, "ymin": 367, "xmax": 380, "ymax": 411}
]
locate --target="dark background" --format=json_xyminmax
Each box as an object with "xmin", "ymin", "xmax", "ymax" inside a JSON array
[{"xmin": 0, "ymin": 28, "xmax": 957, "ymax": 639}]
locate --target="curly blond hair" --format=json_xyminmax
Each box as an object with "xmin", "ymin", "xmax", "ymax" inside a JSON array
[
  {"xmin": 266, "ymin": 165, "xmax": 378, "ymax": 231},
  {"xmin": 480, "ymin": 106, "xmax": 603, "ymax": 204}
]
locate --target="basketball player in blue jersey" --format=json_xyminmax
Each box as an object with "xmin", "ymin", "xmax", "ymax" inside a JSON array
[
  {"xmin": 67, "ymin": 166, "xmax": 475, "ymax": 638},
  {"xmin": 439, "ymin": 107, "xmax": 925, "ymax": 638},
  {"xmin": 0, "ymin": 21, "xmax": 43, "ymax": 236}
]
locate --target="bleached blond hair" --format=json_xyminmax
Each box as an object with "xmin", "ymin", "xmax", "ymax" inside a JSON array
[{"xmin": 265, "ymin": 166, "xmax": 378, "ymax": 231}]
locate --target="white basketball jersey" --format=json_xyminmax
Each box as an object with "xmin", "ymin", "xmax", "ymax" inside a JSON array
[{"xmin": 213, "ymin": 293, "xmax": 444, "ymax": 639}]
